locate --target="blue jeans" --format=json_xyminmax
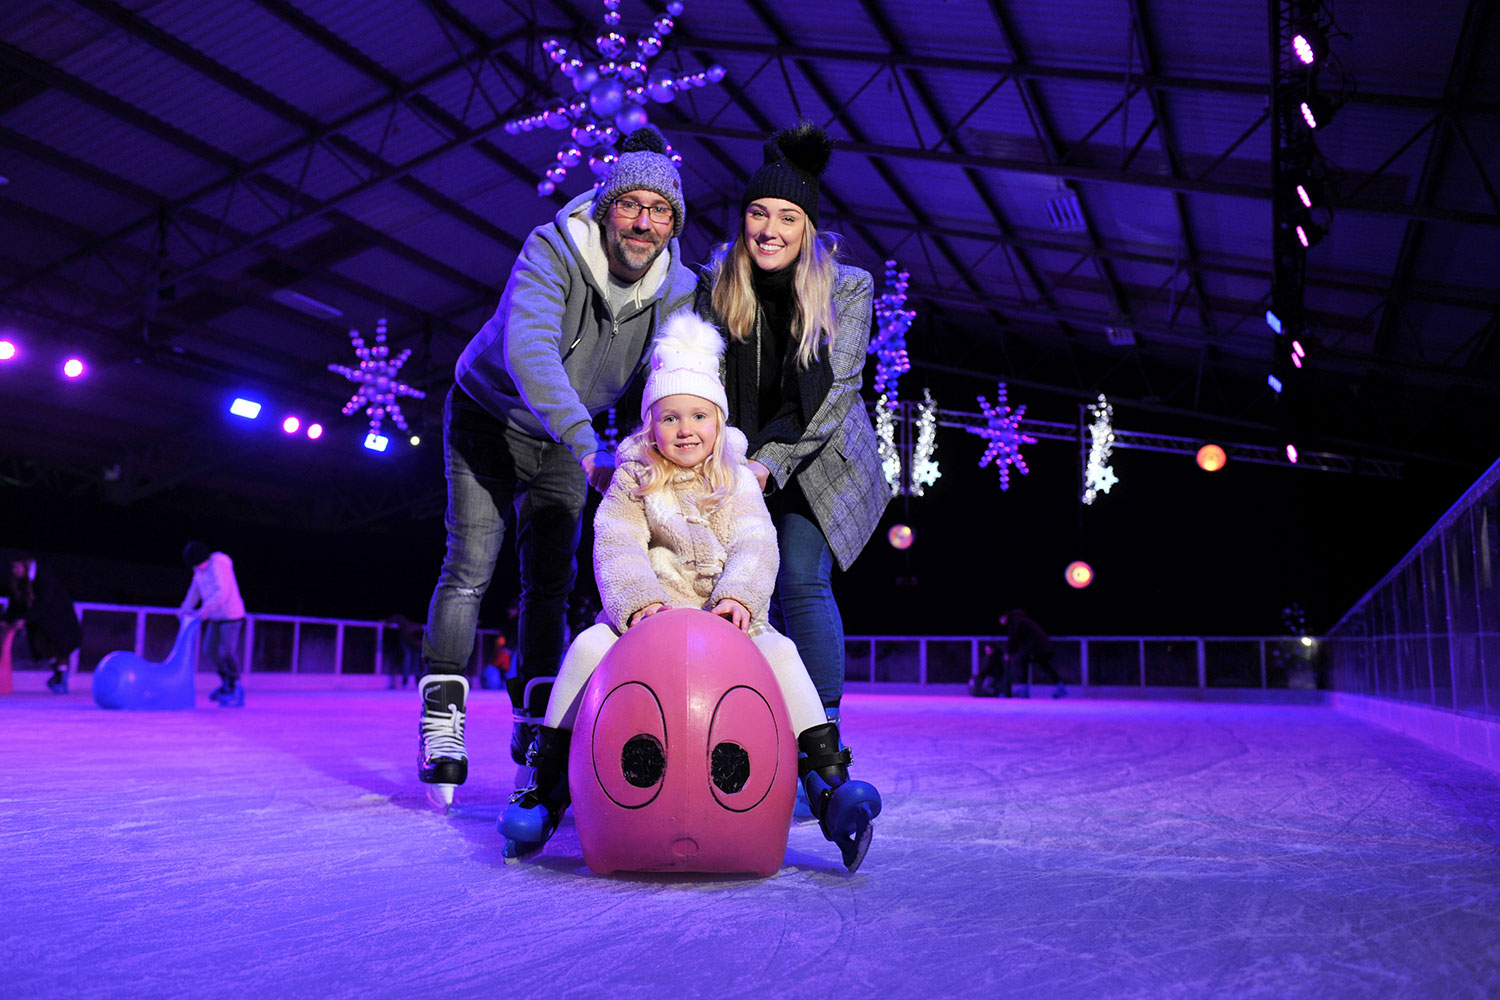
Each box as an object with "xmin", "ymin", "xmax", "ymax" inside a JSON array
[
  {"xmin": 769, "ymin": 485, "xmax": 845, "ymax": 711},
  {"xmin": 203, "ymin": 618, "xmax": 244, "ymax": 683},
  {"xmin": 422, "ymin": 387, "xmax": 586, "ymax": 717}
]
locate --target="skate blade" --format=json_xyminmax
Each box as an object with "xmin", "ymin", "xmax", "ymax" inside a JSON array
[
  {"xmin": 425, "ymin": 784, "xmax": 456, "ymax": 814},
  {"xmin": 502, "ymin": 839, "xmax": 543, "ymax": 865},
  {"xmin": 840, "ymin": 821, "xmax": 874, "ymax": 873}
]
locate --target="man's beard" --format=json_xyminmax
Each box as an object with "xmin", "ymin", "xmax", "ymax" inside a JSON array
[{"xmin": 606, "ymin": 226, "xmax": 666, "ymax": 275}]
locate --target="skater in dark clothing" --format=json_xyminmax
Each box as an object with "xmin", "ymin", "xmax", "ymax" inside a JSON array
[
  {"xmin": 971, "ymin": 642, "xmax": 1011, "ymax": 698},
  {"xmin": 5, "ymin": 555, "xmax": 82, "ymax": 693},
  {"xmin": 972, "ymin": 609, "xmax": 1066, "ymax": 698},
  {"xmin": 383, "ymin": 614, "xmax": 423, "ymax": 688}
]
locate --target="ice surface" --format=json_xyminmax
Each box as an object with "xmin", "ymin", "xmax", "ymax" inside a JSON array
[{"xmin": 3, "ymin": 690, "xmax": 1499, "ymax": 999}]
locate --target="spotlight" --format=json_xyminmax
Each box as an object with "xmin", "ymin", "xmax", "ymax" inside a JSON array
[
  {"xmin": 1286, "ymin": 443, "xmax": 1300, "ymax": 464},
  {"xmin": 306, "ymin": 423, "xmax": 323, "ymax": 440},
  {"xmin": 1292, "ymin": 176, "xmax": 1325, "ymax": 210},
  {"xmin": 229, "ymin": 397, "xmax": 262, "ymax": 419},
  {"xmin": 1291, "ymin": 26, "xmax": 1328, "ymax": 67},
  {"xmin": 282, "ymin": 416, "xmax": 300, "ymax": 434},
  {"xmin": 364, "ymin": 432, "xmax": 389, "ymax": 453},
  {"xmin": 1064, "ymin": 560, "xmax": 1094, "ymax": 589},
  {"xmin": 408, "ymin": 434, "xmax": 421, "ymax": 446},
  {"xmin": 0, "ymin": 340, "xmax": 15, "ymax": 361},
  {"xmin": 1265, "ymin": 310, "xmax": 1283, "ymax": 335},
  {"xmin": 887, "ymin": 524, "xmax": 914, "ymax": 550},
  {"xmin": 1196, "ymin": 444, "xmax": 1227, "ymax": 472},
  {"xmin": 63, "ymin": 358, "xmax": 85, "ymax": 378},
  {"xmin": 1295, "ymin": 220, "xmax": 1326, "ymax": 248},
  {"xmin": 1300, "ymin": 635, "xmax": 1314, "ymax": 647},
  {"xmin": 1268, "ymin": 374, "xmax": 1284, "ymax": 394},
  {"xmin": 1297, "ymin": 93, "xmax": 1335, "ymax": 130}
]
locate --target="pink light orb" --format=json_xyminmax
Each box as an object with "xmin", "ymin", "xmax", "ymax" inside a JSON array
[
  {"xmin": 1064, "ymin": 560, "xmax": 1094, "ymax": 589},
  {"xmin": 63, "ymin": 358, "xmax": 85, "ymax": 378},
  {"xmin": 306, "ymin": 423, "xmax": 323, "ymax": 440},
  {"xmin": 887, "ymin": 524, "xmax": 914, "ymax": 550},
  {"xmin": 0, "ymin": 340, "xmax": 15, "ymax": 361},
  {"xmin": 282, "ymin": 416, "xmax": 300, "ymax": 434}
]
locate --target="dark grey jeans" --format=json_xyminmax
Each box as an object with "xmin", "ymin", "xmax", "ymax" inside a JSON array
[{"xmin": 422, "ymin": 387, "xmax": 587, "ymax": 718}]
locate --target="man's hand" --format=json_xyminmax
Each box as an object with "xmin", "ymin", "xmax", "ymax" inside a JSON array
[
  {"xmin": 581, "ymin": 451, "xmax": 617, "ymax": 493},
  {"xmin": 711, "ymin": 599, "xmax": 750, "ymax": 632},
  {"xmin": 747, "ymin": 459, "xmax": 771, "ymax": 492}
]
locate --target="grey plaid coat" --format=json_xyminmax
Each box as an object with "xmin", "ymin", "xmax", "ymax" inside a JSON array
[{"xmin": 695, "ymin": 263, "xmax": 889, "ymax": 571}]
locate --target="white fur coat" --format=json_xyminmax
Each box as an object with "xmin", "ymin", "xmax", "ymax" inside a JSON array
[{"xmin": 592, "ymin": 426, "xmax": 779, "ymax": 635}]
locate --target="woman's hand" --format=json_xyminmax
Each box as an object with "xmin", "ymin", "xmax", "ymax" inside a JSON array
[
  {"xmin": 747, "ymin": 459, "xmax": 771, "ymax": 492},
  {"xmin": 627, "ymin": 603, "xmax": 668, "ymax": 628},
  {"xmin": 711, "ymin": 599, "xmax": 751, "ymax": 632}
]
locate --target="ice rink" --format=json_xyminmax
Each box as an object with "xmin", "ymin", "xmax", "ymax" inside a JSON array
[{"xmin": 4, "ymin": 688, "xmax": 1499, "ymax": 999}]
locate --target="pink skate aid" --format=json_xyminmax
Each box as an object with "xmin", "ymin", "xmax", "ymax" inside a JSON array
[{"xmin": 569, "ymin": 608, "xmax": 797, "ymax": 877}]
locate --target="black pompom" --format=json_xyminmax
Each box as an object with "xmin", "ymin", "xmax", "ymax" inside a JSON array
[
  {"xmin": 620, "ymin": 124, "xmax": 668, "ymax": 155},
  {"xmin": 768, "ymin": 120, "xmax": 833, "ymax": 177}
]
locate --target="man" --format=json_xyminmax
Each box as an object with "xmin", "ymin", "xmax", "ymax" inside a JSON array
[
  {"xmin": 179, "ymin": 541, "xmax": 248, "ymax": 706},
  {"xmin": 417, "ymin": 125, "xmax": 696, "ymax": 811}
]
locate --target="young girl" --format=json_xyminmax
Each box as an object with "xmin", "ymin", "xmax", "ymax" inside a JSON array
[{"xmin": 500, "ymin": 312, "xmax": 881, "ymax": 872}]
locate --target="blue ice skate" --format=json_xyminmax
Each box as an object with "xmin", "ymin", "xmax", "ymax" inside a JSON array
[
  {"xmin": 798, "ymin": 722, "xmax": 882, "ymax": 873},
  {"xmin": 500, "ymin": 725, "xmax": 571, "ymax": 865}
]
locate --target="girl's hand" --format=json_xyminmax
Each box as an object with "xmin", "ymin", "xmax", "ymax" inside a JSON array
[
  {"xmin": 747, "ymin": 460, "xmax": 771, "ymax": 492},
  {"xmin": 711, "ymin": 599, "xmax": 751, "ymax": 632},
  {"xmin": 628, "ymin": 603, "xmax": 668, "ymax": 628}
]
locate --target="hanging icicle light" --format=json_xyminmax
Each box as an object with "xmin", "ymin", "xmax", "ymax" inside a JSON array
[{"xmin": 1081, "ymin": 394, "xmax": 1117, "ymax": 504}]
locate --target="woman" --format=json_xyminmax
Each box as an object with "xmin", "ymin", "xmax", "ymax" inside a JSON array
[
  {"xmin": 5, "ymin": 554, "xmax": 82, "ymax": 694},
  {"xmin": 694, "ymin": 121, "xmax": 889, "ymax": 719}
]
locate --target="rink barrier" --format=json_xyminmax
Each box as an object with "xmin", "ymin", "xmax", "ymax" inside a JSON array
[{"xmin": 0, "ymin": 599, "xmax": 1315, "ymax": 697}]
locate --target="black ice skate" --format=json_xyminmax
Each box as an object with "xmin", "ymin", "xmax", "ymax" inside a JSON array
[
  {"xmin": 418, "ymin": 674, "xmax": 469, "ymax": 813},
  {"xmin": 798, "ymin": 722, "xmax": 882, "ymax": 873},
  {"xmin": 500, "ymin": 725, "xmax": 571, "ymax": 864},
  {"xmin": 45, "ymin": 667, "xmax": 68, "ymax": 694}
]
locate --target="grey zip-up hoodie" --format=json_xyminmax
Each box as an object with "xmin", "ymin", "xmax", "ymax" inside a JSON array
[{"xmin": 455, "ymin": 190, "xmax": 697, "ymax": 461}]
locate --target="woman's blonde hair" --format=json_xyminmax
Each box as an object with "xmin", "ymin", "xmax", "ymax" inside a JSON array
[
  {"xmin": 708, "ymin": 213, "xmax": 841, "ymax": 369},
  {"xmin": 624, "ymin": 402, "xmax": 738, "ymax": 513}
]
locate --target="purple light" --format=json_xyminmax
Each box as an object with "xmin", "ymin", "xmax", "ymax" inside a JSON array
[
  {"xmin": 282, "ymin": 416, "xmax": 301, "ymax": 434},
  {"xmin": 306, "ymin": 423, "xmax": 324, "ymax": 440},
  {"xmin": 1296, "ymin": 225, "xmax": 1311, "ymax": 248},
  {"xmin": 230, "ymin": 397, "xmax": 262, "ymax": 419},
  {"xmin": 0, "ymin": 340, "xmax": 15, "ymax": 361},
  {"xmin": 63, "ymin": 358, "xmax": 85, "ymax": 378},
  {"xmin": 1292, "ymin": 354, "xmax": 1303, "ymax": 369},
  {"xmin": 1292, "ymin": 34, "xmax": 1316, "ymax": 65},
  {"xmin": 1265, "ymin": 310, "xmax": 1283, "ymax": 335},
  {"xmin": 1299, "ymin": 101, "xmax": 1318, "ymax": 129},
  {"xmin": 1292, "ymin": 340, "xmax": 1306, "ymax": 358},
  {"xmin": 1268, "ymin": 374, "xmax": 1284, "ymax": 393},
  {"xmin": 1286, "ymin": 444, "xmax": 1299, "ymax": 464},
  {"xmin": 363, "ymin": 433, "xmax": 389, "ymax": 453},
  {"xmin": 1296, "ymin": 184, "xmax": 1313, "ymax": 208}
]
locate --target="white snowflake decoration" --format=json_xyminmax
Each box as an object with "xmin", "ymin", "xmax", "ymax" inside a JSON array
[
  {"xmin": 1082, "ymin": 393, "xmax": 1116, "ymax": 504},
  {"xmin": 875, "ymin": 393, "xmax": 902, "ymax": 496},
  {"xmin": 910, "ymin": 389, "xmax": 941, "ymax": 495},
  {"xmin": 967, "ymin": 382, "xmax": 1036, "ymax": 491},
  {"xmin": 327, "ymin": 317, "xmax": 426, "ymax": 440}
]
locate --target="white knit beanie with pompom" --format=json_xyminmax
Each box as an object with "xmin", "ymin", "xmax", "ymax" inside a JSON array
[{"xmin": 640, "ymin": 312, "xmax": 728, "ymax": 422}]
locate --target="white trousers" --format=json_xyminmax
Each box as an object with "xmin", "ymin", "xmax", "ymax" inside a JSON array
[{"xmin": 542, "ymin": 622, "xmax": 827, "ymax": 735}]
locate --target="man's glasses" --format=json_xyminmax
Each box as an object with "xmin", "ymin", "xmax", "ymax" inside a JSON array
[{"xmin": 613, "ymin": 198, "xmax": 674, "ymax": 225}]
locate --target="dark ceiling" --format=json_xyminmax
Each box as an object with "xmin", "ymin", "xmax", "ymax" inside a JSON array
[{"xmin": 2, "ymin": 0, "xmax": 1498, "ymax": 539}]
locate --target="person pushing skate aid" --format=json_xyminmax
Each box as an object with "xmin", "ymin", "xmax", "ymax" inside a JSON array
[{"xmin": 500, "ymin": 314, "xmax": 882, "ymax": 872}]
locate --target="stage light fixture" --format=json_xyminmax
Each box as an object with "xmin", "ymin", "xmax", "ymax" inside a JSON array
[
  {"xmin": 229, "ymin": 397, "xmax": 262, "ymax": 419},
  {"xmin": 1265, "ymin": 310, "xmax": 1283, "ymax": 335},
  {"xmin": 364, "ymin": 432, "xmax": 389, "ymax": 453},
  {"xmin": 1196, "ymin": 444, "xmax": 1227, "ymax": 472},
  {"xmin": 1291, "ymin": 26, "xmax": 1327, "ymax": 67},
  {"xmin": 282, "ymin": 416, "xmax": 300, "ymax": 434},
  {"xmin": 1286, "ymin": 444, "xmax": 1299, "ymax": 464},
  {"xmin": 0, "ymin": 340, "xmax": 15, "ymax": 361},
  {"xmin": 409, "ymin": 434, "xmax": 421, "ymax": 446},
  {"xmin": 1268, "ymin": 374, "xmax": 1284, "ymax": 394},
  {"xmin": 306, "ymin": 423, "xmax": 324, "ymax": 440},
  {"xmin": 1298, "ymin": 93, "xmax": 1334, "ymax": 130},
  {"xmin": 63, "ymin": 358, "xmax": 85, "ymax": 378},
  {"xmin": 1295, "ymin": 221, "xmax": 1326, "ymax": 248},
  {"xmin": 1064, "ymin": 560, "xmax": 1094, "ymax": 589},
  {"xmin": 1291, "ymin": 339, "xmax": 1306, "ymax": 359}
]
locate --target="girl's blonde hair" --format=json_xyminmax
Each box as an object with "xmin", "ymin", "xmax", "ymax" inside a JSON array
[
  {"xmin": 624, "ymin": 401, "xmax": 738, "ymax": 513},
  {"xmin": 708, "ymin": 214, "xmax": 841, "ymax": 369}
]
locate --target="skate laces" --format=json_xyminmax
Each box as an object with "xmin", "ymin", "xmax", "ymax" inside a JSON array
[{"xmin": 422, "ymin": 702, "xmax": 467, "ymax": 760}]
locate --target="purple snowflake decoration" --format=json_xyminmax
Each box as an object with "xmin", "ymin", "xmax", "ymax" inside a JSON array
[
  {"xmin": 868, "ymin": 259, "xmax": 916, "ymax": 400},
  {"xmin": 327, "ymin": 317, "xmax": 426, "ymax": 440},
  {"xmin": 966, "ymin": 382, "xmax": 1036, "ymax": 490}
]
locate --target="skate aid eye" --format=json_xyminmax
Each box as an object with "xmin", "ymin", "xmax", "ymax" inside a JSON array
[
  {"xmin": 710, "ymin": 743, "xmax": 750, "ymax": 793},
  {"xmin": 705, "ymin": 687, "xmax": 777, "ymax": 811},
  {"xmin": 590, "ymin": 682, "xmax": 667, "ymax": 807},
  {"xmin": 622, "ymin": 734, "xmax": 665, "ymax": 788}
]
